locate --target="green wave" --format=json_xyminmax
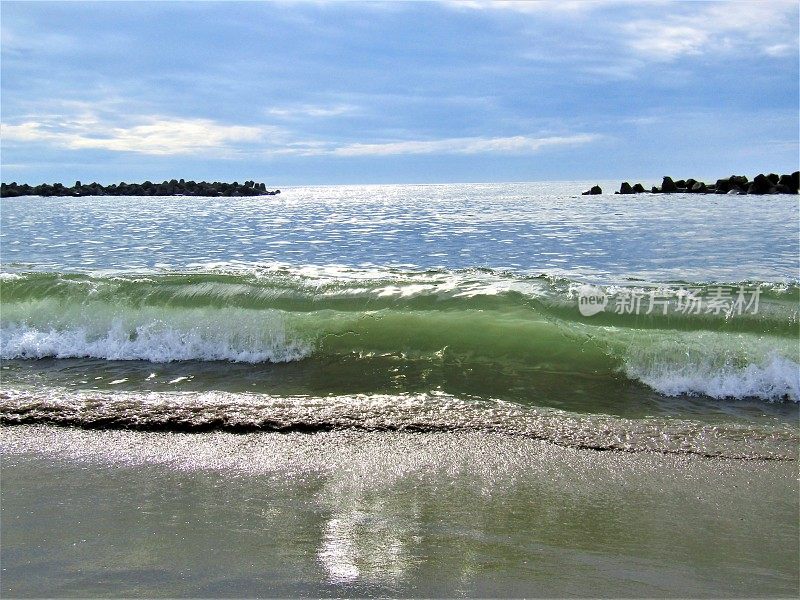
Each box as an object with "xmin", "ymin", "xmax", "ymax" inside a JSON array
[{"xmin": 1, "ymin": 270, "xmax": 798, "ymax": 401}]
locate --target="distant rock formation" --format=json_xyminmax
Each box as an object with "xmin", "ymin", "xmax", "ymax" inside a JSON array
[
  {"xmin": 0, "ymin": 179, "xmax": 281, "ymax": 198},
  {"xmin": 608, "ymin": 172, "xmax": 799, "ymax": 195},
  {"xmin": 661, "ymin": 176, "xmax": 678, "ymax": 193},
  {"xmin": 581, "ymin": 185, "xmax": 602, "ymax": 195},
  {"xmin": 619, "ymin": 182, "xmax": 634, "ymax": 195}
]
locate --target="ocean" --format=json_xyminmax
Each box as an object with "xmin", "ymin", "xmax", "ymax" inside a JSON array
[{"xmin": 1, "ymin": 182, "xmax": 798, "ymax": 597}]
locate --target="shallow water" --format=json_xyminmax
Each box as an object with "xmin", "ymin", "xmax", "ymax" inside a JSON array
[
  {"xmin": 2, "ymin": 427, "xmax": 798, "ymax": 598},
  {"xmin": 2, "ymin": 185, "xmax": 798, "ymax": 445},
  {"xmin": 1, "ymin": 183, "xmax": 798, "ymax": 596}
]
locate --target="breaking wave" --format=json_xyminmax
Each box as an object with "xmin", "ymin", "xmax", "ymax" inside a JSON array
[{"xmin": 2, "ymin": 269, "xmax": 797, "ymax": 402}]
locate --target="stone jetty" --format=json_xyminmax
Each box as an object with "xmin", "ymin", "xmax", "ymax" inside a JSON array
[
  {"xmin": 0, "ymin": 179, "xmax": 281, "ymax": 198},
  {"xmin": 580, "ymin": 171, "xmax": 799, "ymax": 196}
]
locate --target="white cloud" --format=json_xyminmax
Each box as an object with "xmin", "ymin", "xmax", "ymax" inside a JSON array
[
  {"xmin": 267, "ymin": 103, "xmax": 359, "ymax": 119},
  {"xmin": 626, "ymin": 23, "xmax": 709, "ymax": 60},
  {"xmin": 763, "ymin": 43, "xmax": 793, "ymax": 57},
  {"xmin": 2, "ymin": 116, "xmax": 271, "ymax": 156},
  {"xmin": 624, "ymin": 1, "xmax": 798, "ymax": 61},
  {"xmin": 451, "ymin": 0, "xmax": 797, "ymax": 65},
  {"xmin": 327, "ymin": 134, "xmax": 599, "ymax": 157},
  {"xmin": 2, "ymin": 108, "xmax": 599, "ymax": 159},
  {"xmin": 447, "ymin": 1, "xmax": 605, "ymax": 15}
]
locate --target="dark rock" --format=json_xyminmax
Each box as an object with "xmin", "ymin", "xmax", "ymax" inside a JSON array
[
  {"xmin": 619, "ymin": 182, "xmax": 634, "ymax": 194},
  {"xmin": 748, "ymin": 174, "xmax": 771, "ymax": 195},
  {"xmin": 1, "ymin": 183, "xmax": 20, "ymax": 197},
  {"xmin": 595, "ymin": 172, "xmax": 798, "ymax": 198},
  {"xmin": 661, "ymin": 177, "xmax": 677, "ymax": 193},
  {"xmin": 581, "ymin": 185, "xmax": 602, "ymax": 195}
]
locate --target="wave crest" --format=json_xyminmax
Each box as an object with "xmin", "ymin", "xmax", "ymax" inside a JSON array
[
  {"xmin": 625, "ymin": 353, "xmax": 799, "ymax": 401},
  {"xmin": 1, "ymin": 311, "xmax": 312, "ymax": 363},
  {"xmin": 2, "ymin": 269, "xmax": 798, "ymax": 402}
]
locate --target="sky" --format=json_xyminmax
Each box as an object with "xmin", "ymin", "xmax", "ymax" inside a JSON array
[{"xmin": 1, "ymin": 0, "xmax": 798, "ymax": 185}]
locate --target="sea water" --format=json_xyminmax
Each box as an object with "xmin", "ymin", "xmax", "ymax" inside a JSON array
[{"xmin": 1, "ymin": 182, "xmax": 798, "ymax": 596}]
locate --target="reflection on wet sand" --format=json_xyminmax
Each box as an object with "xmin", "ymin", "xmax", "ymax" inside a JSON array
[{"xmin": 1, "ymin": 426, "xmax": 798, "ymax": 597}]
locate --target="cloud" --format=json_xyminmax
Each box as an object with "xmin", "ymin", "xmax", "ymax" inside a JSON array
[
  {"xmin": 451, "ymin": 0, "xmax": 797, "ymax": 66},
  {"xmin": 626, "ymin": 23, "xmax": 709, "ymax": 60},
  {"xmin": 763, "ymin": 43, "xmax": 794, "ymax": 58},
  {"xmin": 2, "ymin": 104, "xmax": 600, "ymax": 159},
  {"xmin": 2, "ymin": 116, "xmax": 271, "ymax": 156},
  {"xmin": 327, "ymin": 134, "xmax": 599, "ymax": 157},
  {"xmin": 266, "ymin": 103, "xmax": 359, "ymax": 119},
  {"xmin": 624, "ymin": 1, "xmax": 798, "ymax": 61},
  {"xmin": 447, "ymin": 1, "xmax": 604, "ymax": 15}
]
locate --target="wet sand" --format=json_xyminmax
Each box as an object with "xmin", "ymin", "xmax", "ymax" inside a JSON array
[{"xmin": 1, "ymin": 425, "xmax": 798, "ymax": 598}]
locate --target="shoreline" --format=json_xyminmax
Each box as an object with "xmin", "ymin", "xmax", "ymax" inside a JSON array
[{"xmin": 2, "ymin": 425, "xmax": 798, "ymax": 598}]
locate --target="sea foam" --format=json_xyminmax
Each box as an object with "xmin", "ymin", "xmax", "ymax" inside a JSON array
[
  {"xmin": 0, "ymin": 316, "xmax": 312, "ymax": 364},
  {"xmin": 625, "ymin": 353, "xmax": 799, "ymax": 402}
]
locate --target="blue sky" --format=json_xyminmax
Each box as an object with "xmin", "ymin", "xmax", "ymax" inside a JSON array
[{"xmin": 1, "ymin": 0, "xmax": 798, "ymax": 185}]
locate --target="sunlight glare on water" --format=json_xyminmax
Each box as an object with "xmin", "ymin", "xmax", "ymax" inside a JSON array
[{"xmin": 1, "ymin": 182, "xmax": 797, "ymax": 283}]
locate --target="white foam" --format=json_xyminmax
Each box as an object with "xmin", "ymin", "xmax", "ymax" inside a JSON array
[
  {"xmin": 0, "ymin": 314, "xmax": 312, "ymax": 364},
  {"xmin": 626, "ymin": 353, "xmax": 800, "ymax": 402}
]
